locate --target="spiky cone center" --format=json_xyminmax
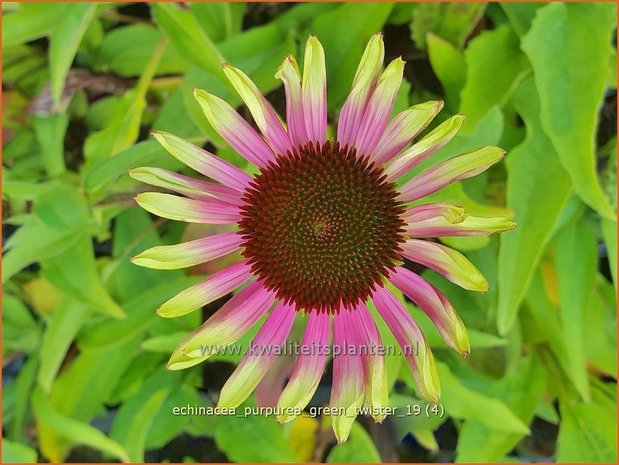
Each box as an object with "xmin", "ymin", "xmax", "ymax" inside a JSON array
[{"xmin": 239, "ymin": 141, "xmax": 406, "ymax": 314}]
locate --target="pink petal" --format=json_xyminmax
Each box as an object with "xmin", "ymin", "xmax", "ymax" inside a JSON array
[
  {"xmin": 194, "ymin": 90, "xmax": 276, "ymax": 168},
  {"xmin": 218, "ymin": 301, "xmax": 296, "ymax": 408},
  {"xmin": 371, "ymin": 286, "xmax": 440, "ymax": 402},
  {"xmin": 158, "ymin": 261, "xmax": 254, "ymax": 318},
  {"xmin": 353, "ymin": 58, "xmax": 404, "ymax": 156},
  {"xmin": 388, "ymin": 267, "xmax": 469, "ymax": 356},
  {"xmin": 331, "ymin": 307, "xmax": 365, "ymax": 443},
  {"xmin": 302, "ymin": 36, "xmax": 327, "ymax": 143},
  {"xmin": 167, "ymin": 281, "xmax": 276, "ymax": 369},
  {"xmin": 277, "ymin": 309, "xmax": 331, "ymax": 422},
  {"xmin": 152, "ymin": 131, "xmax": 252, "ymax": 192},
  {"xmin": 276, "ymin": 55, "xmax": 308, "ymax": 146}
]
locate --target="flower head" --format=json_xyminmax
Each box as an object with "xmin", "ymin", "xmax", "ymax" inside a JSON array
[{"xmin": 132, "ymin": 34, "xmax": 515, "ymax": 443}]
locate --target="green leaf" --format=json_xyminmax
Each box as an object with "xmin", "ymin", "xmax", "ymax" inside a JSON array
[
  {"xmin": 6, "ymin": 355, "xmax": 38, "ymax": 443},
  {"xmin": 2, "ymin": 3, "xmax": 67, "ymax": 47},
  {"xmin": 459, "ymin": 25, "xmax": 530, "ymax": 128},
  {"xmin": 32, "ymin": 387, "xmax": 129, "ymax": 462},
  {"xmin": 557, "ymin": 400, "xmax": 617, "ymax": 462},
  {"xmin": 456, "ymin": 355, "xmax": 546, "ymax": 461},
  {"xmin": 554, "ymin": 215, "xmax": 598, "ymax": 401},
  {"xmin": 32, "ymin": 113, "xmax": 69, "ymax": 177},
  {"xmin": 2, "ymin": 439, "xmax": 37, "ymax": 463},
  {"xmin": 426, "ymin": 33, "xmax": 466, "ymax": 111},
  {"xmin": 602, "ymin": 218, "xmax": 617, "ymax": 287},
  {"xmin": 95, "ymin": 24, "xmax": 188, "ymax": 78},
  {"xmin": 42, "ymin": 236, "xmax": 125, "ymax": 319},
  {"xmin": 191, "ymin": 2, "xmax": 246, "ymax": 42},
  {"xmin": 437, "ymin": 363, "xmax": 529, "ymax": 434},
  {"xmin": 38, "ymin": 300, "xmax": 89, "ymax": 393},
  {"xmin": 311, "ymin": 2, "xmax": 394, "ymax": 110},
  {"xmin": 521, "ymin": 2, "xmax": 617, "ymax": 219},
  {"xmin": 326, "ymin": 421, "xmax": 381, "ymax": 462},
  {"xmin": 151, "ymin": 3, "xmax": 226, "ymax": 81},
  {"xmin": 118, "ymin": 389, "xmax": 168, "ymax": 462},
  {"xmin": 214, "ymin": 406, "xmax": 300, "ymax": 462},
  {"xmin": 2, "ymin": 182, "xmax": 91, "ymax": 282},
  {"xmin": 48, "ymin": 4, "xmax": 96, "ymax": 110},
  {"xmin": 411, "ymin": 2, "xmax": 486, "ymax": 50},
  {"xmin": 84, "ymin": 37, "xmax": 166, "ymax": 162},
  {"xmin": 500, "ymin": 2, "xmax": 544, "ymax": 36},
  {"xmin": 496, "ymin": 76, "xmax": 572, "ymax": 335}
]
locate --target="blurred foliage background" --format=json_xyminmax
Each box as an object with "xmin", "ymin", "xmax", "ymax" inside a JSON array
[{"xmin": 1, "ymin": 1, "xmax": 617, "ymax": 463}]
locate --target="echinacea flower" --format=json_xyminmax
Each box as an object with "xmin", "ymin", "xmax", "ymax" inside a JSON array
[{"xmin": 131, "ymin": 34, "xmax": 515, "ymax": 443}]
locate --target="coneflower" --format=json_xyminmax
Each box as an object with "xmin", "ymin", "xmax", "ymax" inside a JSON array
[{"xmin": 131, "ymin": 33, "xmax": 515, "ymax": 443}]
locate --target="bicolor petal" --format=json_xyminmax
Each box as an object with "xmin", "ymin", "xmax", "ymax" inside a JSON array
[
  {"xmin": 218, "ymin": 301, "xmax": 296, "ymax": 408},
  {"xmin": 402, "ymin": 203, "xmax": 467, "ymax": 224},
  {"xmin": 135, "ymin": 192, "xmax": 240, "ymax": 224},
  {"xmin": 302, "ymin": 36, "xmax": 327, "ymax": 143},
  {"xmin": 406, "ymin": 215, "xmax": 516, "ymax": 238},
  {"xmin": 131, "ymin": 232, "xmax": 243, "ymax": 270},
  {"xmin": 385, "ymin": 114, "xmax": 466, "ymax": 181},
  {"xmin": 167, "ymin": 281, "xmax": 275, "ymax": 369},
  {"xmin": 157, "ymin": 261, "xmax": 253, "ymax": 318},
  {"xmin": 223, "ymin": 64, "xmax": 293, "ymax": 155},
  {"xmin": 194, "ymin": 89, "xmax": 276, "ymax": 168},
  {"xmin": 400, "ymin": 240, "xmax": 488, "ymax": 292},
  {"xmin": 277, "ymin": 310, "xmax": 330, "ymax": 423},
  {"xmin": 398, "ymin": 146, "xmax": 506, "ymax": 203},
  {"xmin": 354, "ymin": 57, "xmax": 405, "ymax": 156},
  {"xmin": 372, "ymin": 286, "xmax": 440, "ymax": 403},
  {"xmin": 275, "ymin": 55, "xmax": 308, "ymax": 146},
  {"xmin": 389, "ymin": 267, "xmax": 470, "ymax": 356},
  {"xmin": 371, "ymin": 101, "xmax": 444, "ymax": 164},
  {"xmin": 337, "ymin": 33, "xmax": 385, "ymax": 146},
  {"xmin": 129, "ymin": 167, "xmax": 243, "ymax": 206},
  {"xmin": 152, "ymin": 131, "xmax": 252, "ymax": 191},
  {"xmin": 356, "ymin": 303, "xmax": 389, "ymax": 423},
  {"xmin": 331, "ymin": 309, "xmax": 365, "ymax": 443}
]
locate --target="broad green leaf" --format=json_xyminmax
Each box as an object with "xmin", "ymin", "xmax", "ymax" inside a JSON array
[
  {"xmin": 459, "ymin": 26, "xmax": 529, "ymax": 128},
  {"xmin": 48, "ymin": 4, "xmax": 96, "ymax": 109},
  {"xmin": 2, "ymin": 182, "xmax": 90, "ymax": 282},
  {"xmin": 311, "ymin": 2, "xmax": 394, "ymax": 110},
  {"xmin": 84, "ymin": 37, "xmax": 165, "ymax": 162},
  {"xmin": 191, "ymin": 2, "xmax": 246, "ymax": 42},
  {"xmin": 6, "ymin": 355, "xmax": 38, "ymax": 443},
  {"xmin": 411, "ymin": 2, "xmax": 486, "ymax": 50},
  {"xmin": 557, "ymin": 400, "xmax": 617, "ymax": 462},
  {"xmin": 456, "ymin": 355, "xmax": 546, "ymax": 461},
  {"xmin": 38, "ymin": 334, "xmax": 142, "ymax": 461},
  {"xmin": 500, "ymin": 2, "xmax": 544, "ymax": 36},
  {"xmin": 38, "ymin": 300, "xmax": 89, "ymax": 393},
  {"xmin": 83, "ymin": 139, "xmax": 182, "ymax": 195},
  {"xmin": 426, "ymin": 33, "xmax": 466, "ymax": 111},
  {"xmin": 42, "ymin": 236, "xmax": 124, "ymax": 319},
  {"xmin": 2, "ymin": 3, "xmax": 67, "ymax": 47},
  {"xmin": 2, "ymin": 439, "xmax": 37, "ymax": 463},
  {"xmin": 602, "ymin": 218, "xmax": 617, "ymax": 287},
  {"xmin": 326, "ymin": 421, "xmax": 381, "ymax": 463},
  {"xmin": 554, "ymin": 215, "xmax": 598, "ymax": 401},
  {"xmin": 95, "ymin": 24, "xmax": 188, "ymax": 77},
  {"xmin": 118, "ymin": 389, "xmax": 168, "ymax": 462},
  {"xmin": 214, "ymin": 405, "xmax": 300, "ymax": 462},
  {"xmin": 437, "ymin": 363, "xmax": 529, "ymax": 434},
  {"xmin": 151, "ymin": 3, "xmax": 226, "ymax": 82},
  {"xmin": 32, "ymin": 113, "xmax": 68, "ymax": 177},
  {"xmin": 585, "ymin": 284, "xmax": 617, "ymax": 378},
  {"xmin": 32, "ymin": 388, "xmax": 129, "ymax": 462},
  {"xmin": 497, "ymin": 76, "xmax": 572, "ymax": 335},
  {"xmin": 521, "ymin": 2, "xmax": 617, "ymax": 218}
]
